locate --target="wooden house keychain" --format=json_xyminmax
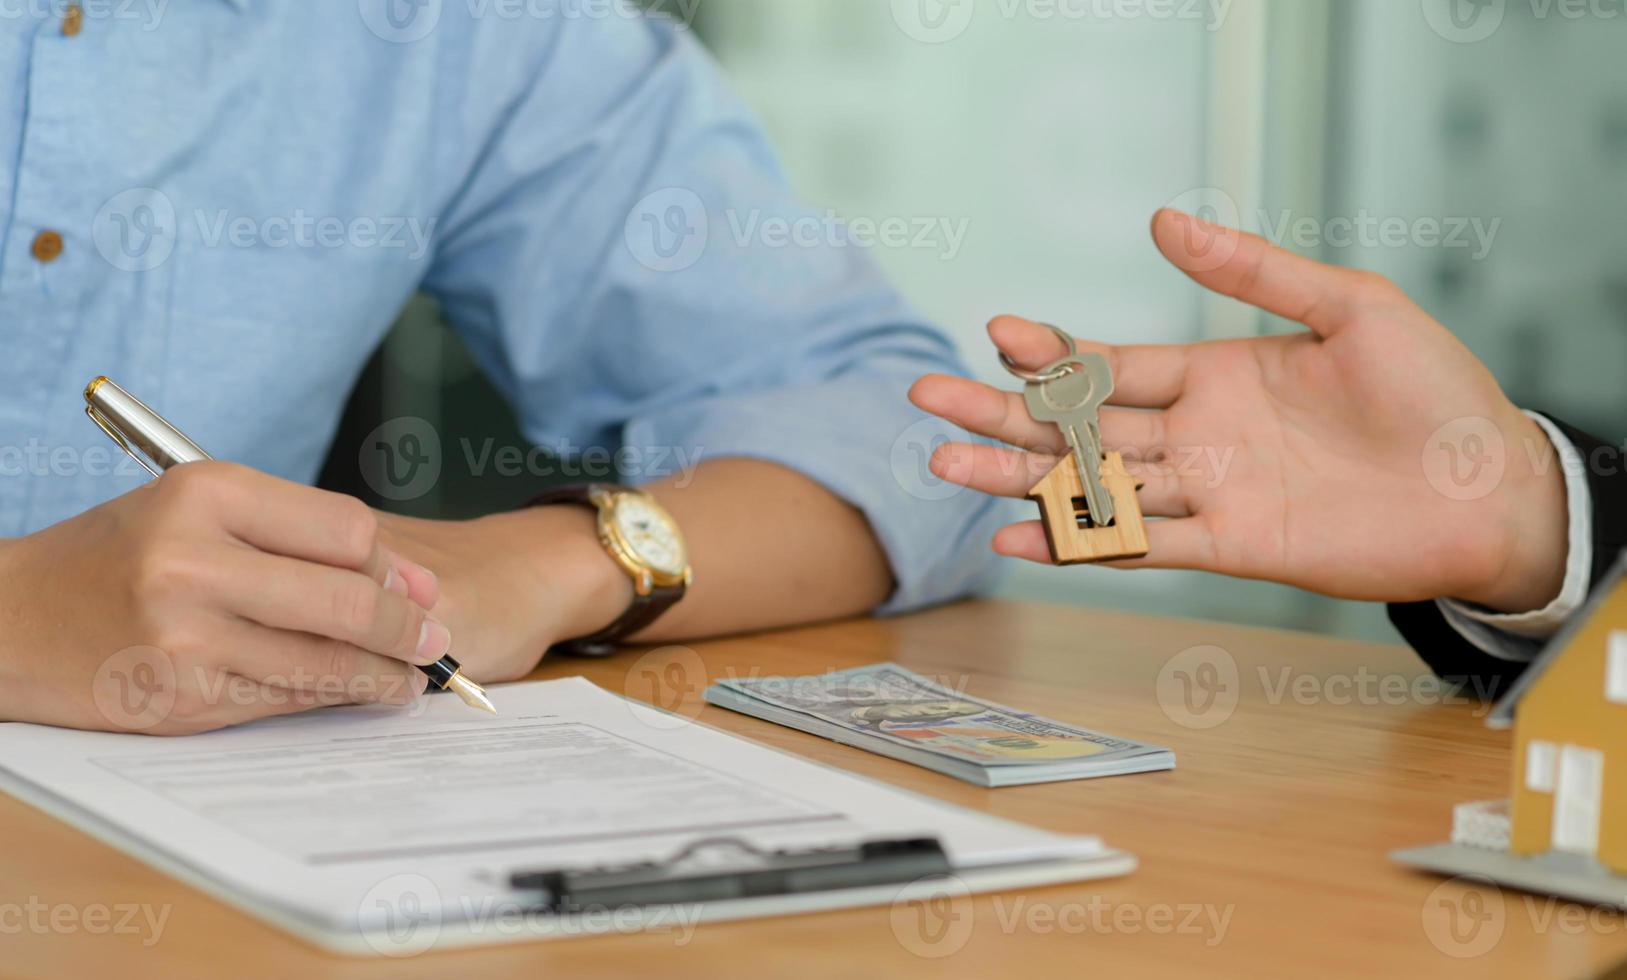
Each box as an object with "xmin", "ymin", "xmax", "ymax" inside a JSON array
[{"xmin": 1001, "ymin": 325, "xmax": 1150, "ymax": 564}]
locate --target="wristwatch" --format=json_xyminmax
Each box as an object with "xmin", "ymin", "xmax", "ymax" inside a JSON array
[{"xmin": 529, "ymin": 484, "xmax": 692, "ymax": 657}]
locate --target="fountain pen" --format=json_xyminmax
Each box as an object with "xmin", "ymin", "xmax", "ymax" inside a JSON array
[{"xmin": 83, "ymin": 376, "xmax": 496, "ymax": 714}]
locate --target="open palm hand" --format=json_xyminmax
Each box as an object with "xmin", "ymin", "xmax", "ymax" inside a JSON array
[{"xmin": 909, "ymin": 210, "xmax": 1568, "ymax": 612}]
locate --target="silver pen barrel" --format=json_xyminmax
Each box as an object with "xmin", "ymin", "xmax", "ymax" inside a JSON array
[{"xmin": 84, "ymin": 377, "xmax": 212, "ymax": 474}]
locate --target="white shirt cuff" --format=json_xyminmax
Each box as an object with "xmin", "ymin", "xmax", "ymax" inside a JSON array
[{"xmin": 1434, "ymin": 412, "xmax": 1594, "ymax": 662}]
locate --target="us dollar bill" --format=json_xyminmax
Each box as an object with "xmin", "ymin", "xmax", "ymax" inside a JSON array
[{"xmin": 707, "ymin": 664, "xmax": 1173, "ymax": 785}]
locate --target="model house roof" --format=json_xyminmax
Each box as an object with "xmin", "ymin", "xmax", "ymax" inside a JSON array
[{"xmin": 1487, "ymin": 550, "xmax": 1627, "ymax": 730}]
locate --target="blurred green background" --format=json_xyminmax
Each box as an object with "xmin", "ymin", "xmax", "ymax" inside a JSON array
[{"xmin": 322, "ymin": 0, "xmax": 1627, "ymax": 644}]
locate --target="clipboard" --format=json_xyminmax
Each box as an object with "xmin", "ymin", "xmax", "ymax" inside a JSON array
[{"xmin": 0, "ymin": 678, "xmax": 1137, "ymax": 956}]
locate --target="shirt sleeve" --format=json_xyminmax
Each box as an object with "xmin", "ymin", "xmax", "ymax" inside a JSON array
[
  {"xmin": 1432, "ymin": 412, "xmax": 1595, "ymax": 661},
  {"xmin": 418, "ymin": 12, "xmax": 1006, "ymax": 613}
]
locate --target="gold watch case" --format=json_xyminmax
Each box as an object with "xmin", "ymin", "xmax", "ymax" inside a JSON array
[{"xmin": 588, "ymin": 487, "xmax": 693, "ymax": 597}]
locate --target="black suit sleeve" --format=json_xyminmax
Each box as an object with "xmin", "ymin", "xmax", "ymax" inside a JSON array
[{"xmin": 1389, "ymin": 417, "xmax": 1626, "ymax": 692}]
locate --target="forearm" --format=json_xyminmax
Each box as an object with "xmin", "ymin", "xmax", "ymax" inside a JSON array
[{"xmin": 524, "ymin": 459, "xmax": 895, "ymax": 646}]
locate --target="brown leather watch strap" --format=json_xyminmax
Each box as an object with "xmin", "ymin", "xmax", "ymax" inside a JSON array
[
  {"xmin": 526, "ymin": 484, "xmax": 687, "ymax": 658},
  {"xmin": 557, "ymin": 583, "xmax": 686, "ymax": 659}
]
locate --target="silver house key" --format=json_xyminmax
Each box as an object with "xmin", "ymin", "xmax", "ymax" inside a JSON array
[
  {"xmin": 1001, "ymin": 324, "xmax": 1149, "ymax": 565},
  {"xmin": 1024, "ymin": 354, "xmax": 1116, "ymax": 527}
]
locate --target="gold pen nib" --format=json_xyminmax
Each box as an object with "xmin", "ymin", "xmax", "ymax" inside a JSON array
[{"xmin": 446, "ymin": 672, "xmax": 497, "ymax": 715}]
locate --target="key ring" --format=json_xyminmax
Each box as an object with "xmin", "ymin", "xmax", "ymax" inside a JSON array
[{"xmin": 999, "ymin": 323, "xmax": 1079, "ymax": 385}]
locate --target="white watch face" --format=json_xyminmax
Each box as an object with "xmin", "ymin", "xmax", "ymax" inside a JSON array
[{"xmin": 611, "ymin": 495, "xmax": 687, "ymax": 576}]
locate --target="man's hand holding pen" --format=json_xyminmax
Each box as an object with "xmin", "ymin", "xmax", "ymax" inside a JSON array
[{"xmin": 0, "ymin": 462, "xmax": 454, "ymax": 734}]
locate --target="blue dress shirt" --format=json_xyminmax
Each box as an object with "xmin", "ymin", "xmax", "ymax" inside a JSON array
[{"xmin": 0, "ymin": 1, "xmax": 1002, "ymax": 612}]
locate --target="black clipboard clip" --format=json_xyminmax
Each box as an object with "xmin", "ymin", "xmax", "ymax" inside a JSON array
[{"xmin": 510, "ymin": 836, "xmax": 952, "ymax": 914}]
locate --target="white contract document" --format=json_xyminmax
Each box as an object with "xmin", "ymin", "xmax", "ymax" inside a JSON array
[{"xmin": 0, "ymin": 678, "xmax": 1133, "ymax": 955}]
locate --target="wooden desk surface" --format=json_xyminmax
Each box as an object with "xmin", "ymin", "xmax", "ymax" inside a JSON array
[{"xmin": 5, "ymin": 600, "xmax": 1625, "ymax": 980}]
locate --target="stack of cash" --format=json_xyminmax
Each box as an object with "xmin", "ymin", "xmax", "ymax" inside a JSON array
[{"xmin": 705, "ymin": 664, "xmax": 1174, "ymax": 787}]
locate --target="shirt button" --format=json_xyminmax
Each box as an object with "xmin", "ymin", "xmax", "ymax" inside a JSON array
[
  {"xmin": 62, "ymin": 4, "xmax": 83, "ymax": 37},
  {"xmin": 32, "ymin": 230, "xmax": 65, "ymax": 264}
]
